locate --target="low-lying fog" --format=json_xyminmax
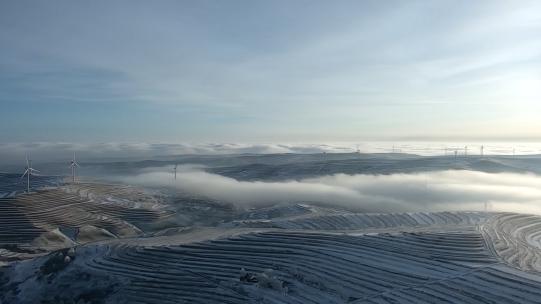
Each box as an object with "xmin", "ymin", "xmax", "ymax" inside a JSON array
[{"xmin": 118, "ymin": 166, "xmax": 541, "ymax": 215}]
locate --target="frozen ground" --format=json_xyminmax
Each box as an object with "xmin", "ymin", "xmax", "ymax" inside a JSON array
[{"xmin": 1, "ymin": 153, "xmax": 541, "ymax": 303}]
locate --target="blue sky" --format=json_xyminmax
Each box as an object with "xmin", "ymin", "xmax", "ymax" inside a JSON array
[{"xmin": 1, "ymin": 0, "xmax": 540, "ymax": 143}]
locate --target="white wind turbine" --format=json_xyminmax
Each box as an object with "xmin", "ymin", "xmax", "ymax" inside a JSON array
[
  {"xmin": 69, "ymin": 152, "xmax": 80, "ymax": 183},
  {"xmin": 21, "ymin": 154, "xmax": 39, "ymax": 193}
]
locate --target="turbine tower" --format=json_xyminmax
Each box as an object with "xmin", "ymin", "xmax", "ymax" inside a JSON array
[
  {"xmin": 69, "ymin": 152, "xmax": 80, "ymax": 183},
  {"xmin": 21, "ymin": 154, "xmax": 39, "ymax": 193},
  {"xmin": 173, "ymin": 164, "xmax": 177, "ymax": 180},
  {"xmin": 480, "ymin": 145, "xmax": 484, "ymax": 157}
]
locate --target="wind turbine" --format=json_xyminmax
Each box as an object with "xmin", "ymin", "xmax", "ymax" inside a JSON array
[
  {"xmin": 21, "ymin": 154, "xmax": 39, "ymax": 193},
  {"xmin": 69, "ymin": 152, "xmax": 80, "ymax": 183},
  {"xmin": 173, "ymin": 164, "xmax": 177, "ymax": 180},
  {"xmin": 480, "ymin": 145, "xmax": 484, "ymax": 157}
]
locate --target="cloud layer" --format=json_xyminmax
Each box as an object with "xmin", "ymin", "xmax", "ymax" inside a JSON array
[
  {"xmin": 2, "ymin": 141, "xmax": 540, "ymax": 166},
  {"xmin": 121, "ymin": 167, "xmax": 541, "ymax": 215}
]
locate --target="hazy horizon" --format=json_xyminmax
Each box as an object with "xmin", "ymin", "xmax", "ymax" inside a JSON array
[{"xmin": 1, "ymin": 141, "xmax": 540, "ymax": 168}]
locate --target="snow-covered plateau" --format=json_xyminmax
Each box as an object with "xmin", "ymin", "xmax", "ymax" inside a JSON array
[{"xmin": 2, "ymin": 153, "xmax": 541, "ymax": 304}]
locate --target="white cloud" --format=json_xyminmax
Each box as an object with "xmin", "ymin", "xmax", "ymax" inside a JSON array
[
  {"xmin": 121, "ymin": 167, "xmax": 541, "ymax": 215},
  {"xmin": 2, "ymin": 141, "xmax": 540, "ymax": 166}
]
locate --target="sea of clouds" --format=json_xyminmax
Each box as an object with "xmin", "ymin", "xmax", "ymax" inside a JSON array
[
  {"xmin": 2, "ymin": 141, "xmax": 539, "ymax": 166},
  {"xmin": 119, "ymin": 166, "xmax": 541, "ymax": 215}
]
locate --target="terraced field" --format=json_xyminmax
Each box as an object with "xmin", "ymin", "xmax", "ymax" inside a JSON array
[
  {"xmin": 232, "ymin": 210, "xmax": 488, "ymax": 230},
  {"xmin": 0, "ymin": 173, "xmax": 62, "ymax": 198},
  {"xmin": 483, "ymin": 213, "xmax": 541, "ymax": 272},
  {"xmin": 87, "ymin": 231, "xmax": 495, "ymax": 303},
  {"xmin": 0, "ymin": 183, "xmax": 173, "ymax": 263},
  {"xmin": 2, "ymin": 175, "xmax": 541, "ymax": 303},
  {"xmin": 2, "ymin": 207, "xmax": 541, "ymax": 304}
]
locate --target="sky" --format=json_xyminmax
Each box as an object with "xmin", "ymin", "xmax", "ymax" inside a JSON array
[{"xmin": 1, "ymin": 0, "xmax": 540, "ymax": 143}]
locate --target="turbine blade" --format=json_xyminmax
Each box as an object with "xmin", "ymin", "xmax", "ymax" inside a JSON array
[{"xmin": 20, "ymin": 169, "xmax": 29, "ymax": 179}]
